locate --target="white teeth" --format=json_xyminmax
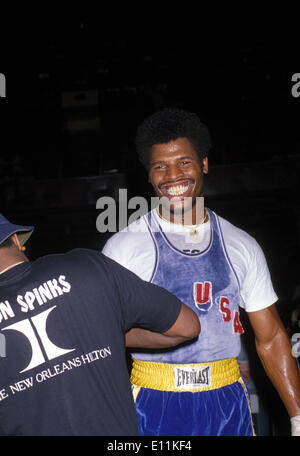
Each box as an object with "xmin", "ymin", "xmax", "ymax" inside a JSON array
[{"xmin": 166, "ymin": 184, "xmax": 189, "ymax": 196}]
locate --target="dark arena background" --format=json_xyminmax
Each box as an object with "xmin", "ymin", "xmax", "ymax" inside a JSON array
[{"xmin": 1, "ymin": 3, "xmax": 300, "ymax": 437}]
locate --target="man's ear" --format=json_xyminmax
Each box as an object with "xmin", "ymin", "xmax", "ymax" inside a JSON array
[
  {"xmin": 202, "ymin": 157, "xmax": 208, "ymax": 174},
  {"xmin": 10, "ymin": 233, "xmax": 22, "ymax": 251}
]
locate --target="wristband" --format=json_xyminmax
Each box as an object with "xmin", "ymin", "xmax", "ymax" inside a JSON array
[{"xmin": 291, "ymin": 415, "xmax": 300, "ymax": 436}]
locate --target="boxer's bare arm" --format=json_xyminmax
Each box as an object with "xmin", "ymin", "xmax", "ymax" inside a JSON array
[
  {"xmin": 126, "ymin": 303, "xmax": 200, "ymax": 348},
  {"xmin": 248, "ymin": 304, "xmax": 300, "ymax": 418}
]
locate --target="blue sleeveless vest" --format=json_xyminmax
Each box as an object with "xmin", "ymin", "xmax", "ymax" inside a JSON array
[{"xmin": 132, "ymin": 208, "xmax": 243, "ymax": 363}]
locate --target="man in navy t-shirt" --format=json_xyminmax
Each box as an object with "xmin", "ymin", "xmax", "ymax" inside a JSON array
[{"xmin": 0, "ymin": 214, "xmax": 200, "ymax": 436}]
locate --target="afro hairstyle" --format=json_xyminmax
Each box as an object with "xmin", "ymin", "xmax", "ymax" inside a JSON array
[{"xmin": 135, "ymin": 107, "xmax": 212, "ymax": 170}]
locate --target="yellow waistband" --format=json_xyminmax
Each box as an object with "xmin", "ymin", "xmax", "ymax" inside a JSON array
[{"xmin": 131, "ymin": 358, "xmax": 240, "ymax": 392}]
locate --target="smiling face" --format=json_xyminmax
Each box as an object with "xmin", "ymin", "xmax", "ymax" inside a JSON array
[{"xmin": 148, "ymin": 137, "xmax": 208, "ymax": 224}]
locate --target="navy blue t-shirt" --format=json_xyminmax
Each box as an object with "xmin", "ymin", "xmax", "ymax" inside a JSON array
[{"xmin": 0, "ymin": 249, "xmax": 182, "ymax": 435}]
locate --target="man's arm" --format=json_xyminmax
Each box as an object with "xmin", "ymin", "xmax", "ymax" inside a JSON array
[
  {"xmin": 248, "ymin": 304, "xmax": 300, "ymax": 422},
  {"xmin": 126, "ymin": 303, "xmax": 200, "ymax": 348}
]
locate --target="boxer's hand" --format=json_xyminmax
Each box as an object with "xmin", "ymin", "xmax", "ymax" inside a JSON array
[
  {"xmin": 238, "ymin": 361, "xmax": 251, "ymax": 384},
  {"xmin": 291, "ymin": 415, "xmax": 300, "ymax": 436}
]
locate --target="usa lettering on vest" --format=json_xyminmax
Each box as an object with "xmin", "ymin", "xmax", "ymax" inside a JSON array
[{"xmin": 193, "ymin": 281, "xmax": 212, "ymax": 312}]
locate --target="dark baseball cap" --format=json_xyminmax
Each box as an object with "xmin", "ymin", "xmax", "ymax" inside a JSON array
[{"xmin": 0, "ymin": 214, "xmax": 34, "ymax": 247}]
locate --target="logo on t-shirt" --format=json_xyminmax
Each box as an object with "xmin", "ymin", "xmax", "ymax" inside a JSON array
[{"xmin": 2, "ymin": 305, "xmax": 75, "ymax": 373}]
